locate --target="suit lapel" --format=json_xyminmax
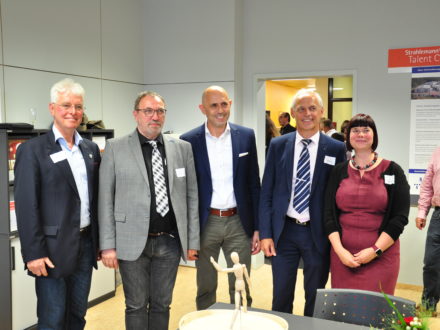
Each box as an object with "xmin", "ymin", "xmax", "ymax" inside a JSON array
[
  {"xmin": 46, "ymin": 131, "xmax": 79, "ymax": 198},
  {"xmin": 128, "ymin": 130, "xmax": 150, "ymax": 187},
  {"xmin": 284, "ymin": 132, "xmax": 296, "ymax": 193},
  {"xmin": 163, "ymin": 136, "xmax": 174, "ymax": 194},
  {"xmin": 196, "ymin": 125, "xmax": 212, "ymax": 180},
  {"xmin": 311, "ymin": 132, "xmax": 328, "ymax": 196},
  {"xmin": 230, "ymin": 125, "xmax": 239, "ymax": 180}
]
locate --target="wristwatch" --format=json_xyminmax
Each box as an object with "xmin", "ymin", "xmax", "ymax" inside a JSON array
[{"xmin": 372, "ymin": 244, "xmax": 383, "ymax": 257}]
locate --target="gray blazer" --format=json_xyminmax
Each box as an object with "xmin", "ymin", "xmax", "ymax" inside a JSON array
[{"xmin": 98, "ymin": 130, "xmax": 199, "ymax": 261}]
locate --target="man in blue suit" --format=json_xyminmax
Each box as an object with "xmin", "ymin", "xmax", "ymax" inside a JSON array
[
  {"xmin": 260, "ymin": 89, "xmax": 346, "ymax": 316},
  {"xmin": 181, "ymin": 86, "xmax": 261, "ymax": 310}
]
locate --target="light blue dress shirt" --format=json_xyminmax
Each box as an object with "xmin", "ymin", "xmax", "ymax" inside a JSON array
[{"xmin": 53, "ymin": 125, "xmax": 90, "ymax": 228}]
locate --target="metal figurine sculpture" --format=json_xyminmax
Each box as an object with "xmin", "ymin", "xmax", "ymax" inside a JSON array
[{"xmin": 210, "ymin": 252, "xmax": 251, "ymax": 329}]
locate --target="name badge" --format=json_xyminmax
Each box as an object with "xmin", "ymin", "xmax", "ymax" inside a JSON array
[
  {"xmin": 239, "ymin": 152, "xmax": 249, "ymax": 157},
  {"xmin": 176, "ymin": 168, "xmax": 186, "ymax": 177},
  {"xmin": 50, "ymin": 151, "xmax": 66, "ymax": 163},
  {"xmin": 384, "ymin": 175, "xmax": 395, "ymax": 185},
  {"xmin": 324, "ymin": 155, "xmax": 336, "ymax": 166}
]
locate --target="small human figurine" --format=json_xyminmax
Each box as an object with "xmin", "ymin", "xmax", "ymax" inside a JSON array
[{"xmin": 210, "ymin": 252, "xmax": 251, "ymax": 329}]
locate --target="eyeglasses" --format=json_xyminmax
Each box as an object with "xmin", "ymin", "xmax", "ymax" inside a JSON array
[
  {"xmin": 351, "ymin": 128, "xmax": 372, "ymax": 135},
  {"xmin": 136, "ymin": 108, "xmax": 167, "ymax": 117},
  {"xmin": 56, "ymin": 103, "xmax": 85, "ymax": 112}
]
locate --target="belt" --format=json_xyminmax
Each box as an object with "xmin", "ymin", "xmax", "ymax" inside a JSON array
[
  {"xmin": 210, "ymin": 207, "xmax": 237, "ymax": 217},
  {"xmin": 286, "ymin": 216, "xmax": 309, "ymax": 226},
  {"xmin": 80, "ymin": 226, "xmax": 91, "ymax": 236},
  {"xmin": 148, "ymin": 232, "xmax": 175, "ymax": 238}
]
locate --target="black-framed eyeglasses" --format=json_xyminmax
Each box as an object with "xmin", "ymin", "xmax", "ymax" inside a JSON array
[{"xmin": 135, "ymin": 108, "xmax": 167, "ymax": 117}]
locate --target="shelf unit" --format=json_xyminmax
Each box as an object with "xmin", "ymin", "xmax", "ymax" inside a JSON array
[{"xmin": 0, "ymin": 128, "xmax": 115, "ymax": 330}]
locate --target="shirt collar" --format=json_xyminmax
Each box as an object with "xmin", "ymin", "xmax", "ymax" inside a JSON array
[
  {"xmin": 137, "ymin": 130, "xmax": 164, "ymax": 146},
  {"xmin": 296, "ymin": 130, "xmax": 320, "ymax": 146},
  {"xmin": 204, "ymin": 122, "xmax": 231, "ymax": 139},
  {"xmin": 52, "ymin": 124, "xmax": 82, "ymax": 147}
]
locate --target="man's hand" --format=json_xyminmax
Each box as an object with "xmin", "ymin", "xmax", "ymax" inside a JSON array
[
  {"xmin": 416, "ymin": 217, "xmax": 426, "ymax": 230},
  {"xmin": 251, "ymin": 231, "xmax": 261, "ymax": 255},
  {"xmin": 101, "ymin": 249, "xmax": 119, "ymax": 269},
  {"xmin": 187, "ymin": 249, "xmax": 199, "ymax": 260},
  {"xmin": 27, "ymin": 257, "xmax": 55, "ymax": 276},
  {"xmin": 260, "ymin": 238, "xmax": 276, "ymax": 257}
]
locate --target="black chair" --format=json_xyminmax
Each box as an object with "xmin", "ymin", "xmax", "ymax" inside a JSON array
[{"xmin": 313, "ymin": 288, "xmax": 416, "ymax": 328}]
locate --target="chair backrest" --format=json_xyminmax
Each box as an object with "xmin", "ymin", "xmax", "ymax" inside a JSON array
[{"xmin": 313, "ymin": 288, "xmax": 416, "ymax": 328}]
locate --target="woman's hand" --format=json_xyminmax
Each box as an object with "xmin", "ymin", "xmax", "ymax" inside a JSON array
[
  {"xmin": 354, "ymin": 247, "xmax": 376, "ymax": 265},
  {"xmin": 335, "ymin": 247, "xmax": 361, "ymax": 268}
]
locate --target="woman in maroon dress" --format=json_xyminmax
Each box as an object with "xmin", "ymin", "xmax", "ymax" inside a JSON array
[{"xmin": 324, "ymin": 114, "xmax": 410, "ymax": 294}]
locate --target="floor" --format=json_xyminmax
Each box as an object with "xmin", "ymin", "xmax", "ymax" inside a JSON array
[{"xmin": 85, "ymin": 264, "xmax": 440, "ymax": 329}]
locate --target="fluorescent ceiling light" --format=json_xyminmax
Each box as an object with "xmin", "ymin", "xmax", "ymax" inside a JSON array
[{"xmin": 271, "ymin": 78, "xmax": 312, "ymax": 81}]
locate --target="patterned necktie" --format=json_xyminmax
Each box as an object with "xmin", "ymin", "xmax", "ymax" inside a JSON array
[
  {"xmin": 148, "ymin": 141, "xmax": 169, "ymax": 217},
  {"xmin": 293, "ymin": 139, "xmax": 312, "ymax": 214}
]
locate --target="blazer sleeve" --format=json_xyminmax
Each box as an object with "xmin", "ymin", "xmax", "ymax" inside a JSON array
[
  {"xmin": 382, "ymin": 162, "xmax": 410, "ymax": 241},
  {"xmin": 14, "ymin": 142, "xmax": 48, "ymax": 263},
  {"xmin": 98, "ymin": 140, "xmax": 117, "ymax": 250},
  {"xmin": 184, "ymin": 142, "xmax": 200, "ymax": 250}
]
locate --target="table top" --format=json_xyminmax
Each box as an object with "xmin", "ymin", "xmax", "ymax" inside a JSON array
[{"xmin": 209, "ymin": 302, "xmax": 369, "ymax": 329}]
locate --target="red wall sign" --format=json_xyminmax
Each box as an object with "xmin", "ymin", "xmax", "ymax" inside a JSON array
[{"xmin": 388, "ymin": 46, "xmax": 440, "ymax": 68}]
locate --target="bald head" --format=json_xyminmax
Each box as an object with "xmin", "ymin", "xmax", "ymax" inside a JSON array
[{"xmin": 202, "ymin": 85, "xmax": 230, "ymax": 104}]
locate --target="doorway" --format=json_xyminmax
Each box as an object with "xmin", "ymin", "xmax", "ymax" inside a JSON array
[{"xmin": 254, "ymin": 70, "xmax": 356, "ymax": 171}]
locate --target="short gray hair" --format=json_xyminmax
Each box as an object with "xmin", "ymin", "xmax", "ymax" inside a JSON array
[
  {"xmin": 291, "ymin": 89, "xmax": 323, "ymax": 110},
  {"xmin": 50, "ymin": 78, "xmax": 85, "ymax": 103},
  {"xmin": 134, "ymin": 91, "xmax": 167, "ymax": 110}
]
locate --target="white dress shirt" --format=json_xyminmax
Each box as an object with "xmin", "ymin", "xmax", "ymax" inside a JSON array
[
  {"xmin": 205, "ymin": 122, "xmax": 237, "ymax": 209},
  {"xmin": 325, "ymin": 128, "xmax": 337, "ymax": 137},
  {"xmin": 53, "ymin": 125, "xmax": 90, "ymax": 228},
  {"xmin": 286, "ymin": 131, "xmax": 320, "ymax": 222}
]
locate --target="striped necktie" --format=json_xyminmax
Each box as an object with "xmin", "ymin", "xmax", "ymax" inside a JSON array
[
  {"xmin": 293, "ymin": 139, "xmax": 312, "ymax": 214},
  {"xmin": 148, "ymin": 140, "xmax": 169, "ymax": 217}
]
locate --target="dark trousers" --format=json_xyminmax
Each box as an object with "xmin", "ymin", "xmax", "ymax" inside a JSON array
[
  {"xmin": 35, "ymin": 233, "xmax": 94, "ymax": 330},
  {"xmin": 119, "ymin": 234, "xmax": 181, "ymax": 330},
  {"xmin": 271, "ymin": 220, "xmax": 329, "ymax": 317},
  {"xmin": 196, "ymin": 214, "xmax": 251, "ymax": 310},
  {"xmin": 422, "ymin": 208, "xmax": 440, "ymax": 310}
]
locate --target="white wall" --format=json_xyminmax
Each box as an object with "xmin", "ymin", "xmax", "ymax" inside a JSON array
[
  {"xmin": 0, "ymin": 0, "xmax": 145, "ymax": 137},
  {"xmin": 142, "ymin": 0, "xmax": 238, "ymax": 134}
]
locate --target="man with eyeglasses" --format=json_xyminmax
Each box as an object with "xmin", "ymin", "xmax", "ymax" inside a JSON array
[
  {"xmin": 99, "ymin": 91, "xmax": 199, "ymax": 330},
  {"xmin": 14, "ymin": 78, "xmax": 101, "ymax": 329},
  {"xmin": 181, "ymin": 86, "xmax": 261, "ymax": 310},
  {"xmin": 259, "ymin": 89, "xmax": 346, "ymax": 316}
]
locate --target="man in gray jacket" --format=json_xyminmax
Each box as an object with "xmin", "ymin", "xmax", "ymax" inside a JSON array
[{"xmin": 98, "ymin": 91, "xmax": 199, "ymax": 330}]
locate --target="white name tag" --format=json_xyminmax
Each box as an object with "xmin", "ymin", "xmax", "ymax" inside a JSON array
[
  {"xmin": 384, "ymin": 175, "xmax": 395, "ymax": 185},
  {"xmin": 239, "ymin": 152, "xmax": 249, "ymax": 157},
  {"xmin": 324, "ymin": 155, "xmax": 336, "ymax": 166},
  {"xmin": 50, "ymin": 151, "xmax": 66, "ymax": 163},
  {"xmin": 176, "ymin": 168, "xmax": 186, "ymax": 177}
]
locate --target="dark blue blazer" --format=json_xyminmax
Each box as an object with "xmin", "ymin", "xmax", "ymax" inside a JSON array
[
  {"xmin": 181, "ymin": 123, "xmax": 261, "ymax": 237},
  {"xmin": 259, "ymin": 132, "xmax": 346, "ymax": 255},
  {"xmin": 14, "ymin": 130, "xmax": 100, "ymax": 278}
]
